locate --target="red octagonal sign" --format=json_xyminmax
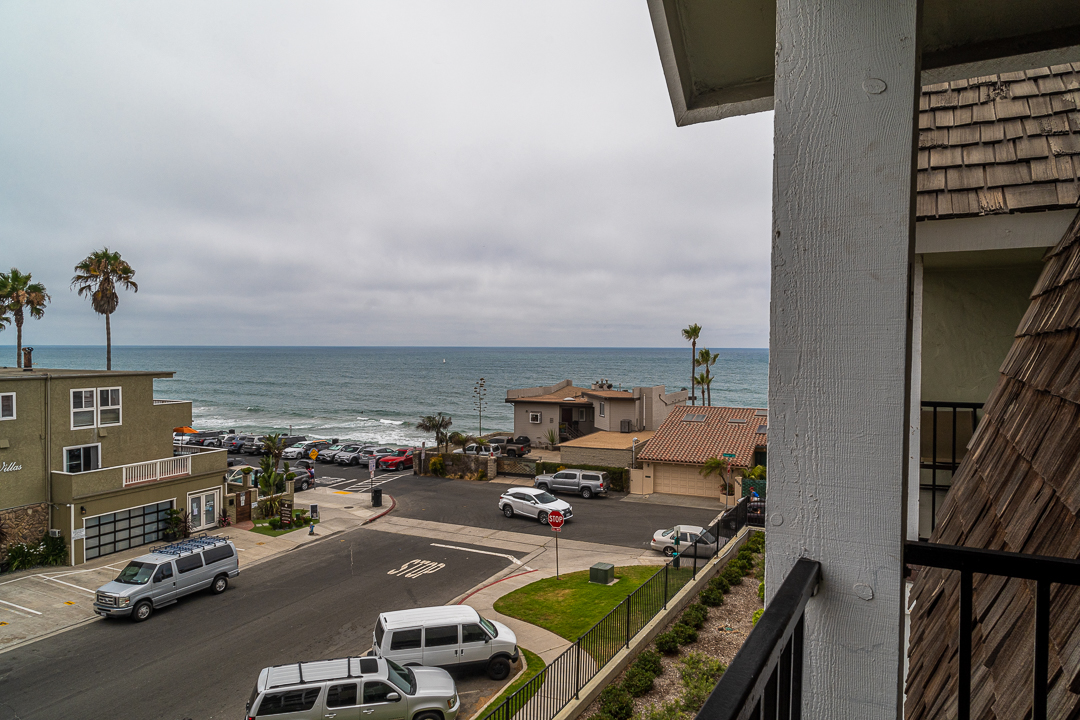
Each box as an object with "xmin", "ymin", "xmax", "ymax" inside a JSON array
[{"xmin": 547, "ymin": 510, "xmax": 565, "ymax": 530}]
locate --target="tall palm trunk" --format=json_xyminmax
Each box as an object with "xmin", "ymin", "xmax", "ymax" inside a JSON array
[
  {"xmin": 690, "ymin": 339, "xmax": 697, "ymax": 405},
  {"xmin": 106, "ymin": 311, "xmax": 112, "ymax": 370},
  {"xmin": 14, "ymin": 308, "xmax": 23, "ymax": 368}
]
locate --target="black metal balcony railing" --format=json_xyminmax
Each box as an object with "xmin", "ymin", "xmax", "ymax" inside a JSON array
[
  {"xmin": 920, "ymin": 401, "xmax": 982, "ymax": 533},
  {"xmin": 696, "ymin": 558, "xmax": 820, "ymax": 720},
  {"xmin": 905, "ymin": 541, "xmax": 1080, "ymax": 720}
]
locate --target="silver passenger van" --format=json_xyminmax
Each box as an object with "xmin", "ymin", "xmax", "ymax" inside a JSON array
[{"xmin": 93, "ymin": 535, "xmax": 239, "ymax": 622}]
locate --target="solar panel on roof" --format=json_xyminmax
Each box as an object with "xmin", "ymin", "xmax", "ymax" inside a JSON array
[{"xmin": 682, "ymin": 413, "xmax": 706, "ymax": 422}]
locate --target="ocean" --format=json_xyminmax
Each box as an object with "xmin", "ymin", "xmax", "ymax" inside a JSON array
[{"xmin": 5, "ymin": 346, "xmax": 769, "ymax": 446}]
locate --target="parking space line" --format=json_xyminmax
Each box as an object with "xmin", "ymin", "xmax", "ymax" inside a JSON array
[
  {"xmin": 38, "ymin": 577, "xmax": 96, "ymax": 595},
  {"xmin": 0, "ymin": 599, "xmax": 42, "ymax": 615},
  {"xmin": 430, "ymin": 543, "xmax": 527, "ymax": 567}
]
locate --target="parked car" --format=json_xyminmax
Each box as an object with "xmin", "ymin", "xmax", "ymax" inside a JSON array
[
  {"xmin": 246, "ymin": 655, "xmax": 460, "ymax": 720},
  {"xmin": 454, "ymin": 443, "xmax": 503, "ymax": 457},
  {"xmin": 533, "ymin": 469, "xmax": 608, "ymax": 499},
  {"xmin": 245, "ymin": 434, "xmax": 307, "ymax": 455},
  {"xmin": 378, "ymin": 448, "xmax": 416, "ymax": 471},
  {"xmin": 225, "ymin": 465, "xmax": 263, "ymax": 485},
  {"xmin": 488, "ymin": 437, "xmax": 530, "ymax": 457},
  {"xmin": 747, "ymin": 500, "xmax": 765, "ymax": 527},
  {"xmin": 228, "ymin": 435, "xmax": 255, "ymax": 453},
  {"xmin": 320, "ymin": 442, "xmax": 361, "ymax": 463},
  {"xmin": 283, "ymin": 440, "xmax": 331, "ymax": 460},
  {"xmin": 93, "ymin": 536, "xmax": 239, "ymax": 622},
  {"xmin": 650, "ymin": 525, "xmax": 718, "ymax": 558},
  {"xmin": 372, "ymin": 605, "xmax": 519, "ymax": 680},
  {"xmin": 338, "ymin": 446, "xmax": 395, "ymax": 467},
  {"xmin": 498, "ymin": 487, "xmax": 573, "ymax": 525}
]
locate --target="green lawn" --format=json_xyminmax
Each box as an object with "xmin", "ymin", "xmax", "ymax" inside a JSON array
[
  {"xmin": 250, "ymin": 518, "xmax": 320, "ymax": 538},
  {"xmin": 482, "ymin": 648, "xmax": 545, "ymax": 718},
  {"xmin": 494, "ymin": 565, "xmax": 663, "ymax": 641}
]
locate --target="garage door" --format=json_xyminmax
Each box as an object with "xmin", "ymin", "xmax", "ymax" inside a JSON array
[
  {"xmin": 652, "ymin": 464, "xmax": 723, "ymax": 498},
  {"xmin": 84, "ymin": 501, "xmax": 174, "ymax": 561}
]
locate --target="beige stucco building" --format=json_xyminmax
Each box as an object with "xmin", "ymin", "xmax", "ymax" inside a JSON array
[{"xmin": 0, "ymin": 366, "xmax": 228, "ymax": 565}]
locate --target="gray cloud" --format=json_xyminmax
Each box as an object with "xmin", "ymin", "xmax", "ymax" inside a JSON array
[{"xmin": 0, "ymin": 1, "xmax": 772, "ymax": 349}]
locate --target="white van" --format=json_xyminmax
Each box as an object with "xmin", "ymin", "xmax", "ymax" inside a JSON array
[{"xmin": 372, "ymin": 606, "xmax": 519, "ymax": 680}]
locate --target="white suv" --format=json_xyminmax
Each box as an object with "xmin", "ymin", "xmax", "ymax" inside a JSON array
[{"xmin": 498, "ymin": 486, "xmax": 573, "ymax": 525}]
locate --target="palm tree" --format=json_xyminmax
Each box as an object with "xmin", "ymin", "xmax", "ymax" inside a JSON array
[
  {"xmin": 696, "ymin": 348, "xmax": 719, "ymax": 406},
  {"xmin": 0, "ymin": 269, "xmax": 51, "ymax": 368},
  {"xmin": 695, "ymin": 372, "xmax": 713, "ymax": 407},
  {"xmin": 417, "ymin": 413, "xmax": 453, "ymax": 452},
  {"xmin": 682, "ymin": 324, "xmax": 702, "ymax": 405},
  {"xmin": 70, "ymin": 248, "xmax": 138, "ymax": 370},
  {"xmin": 262, "ymin": 433, "xmax": 287, "ymax": 471},
  {"xmin": 448, "ymin": 431, "xmax": 476, "ymax": 451},
  {"xmin": 700, "ymin": 456, "xmax": 733, "ymax": 504}
]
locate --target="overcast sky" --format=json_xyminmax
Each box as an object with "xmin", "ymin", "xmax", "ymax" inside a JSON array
[{"xmin": 0, "ymin": 2, "xmax": 773, "ymax": 348}]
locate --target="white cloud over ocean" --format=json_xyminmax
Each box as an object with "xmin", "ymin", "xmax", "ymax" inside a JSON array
[{"xmin": 0, "ymin": 1, "xmax": 772, "ymax": 349}]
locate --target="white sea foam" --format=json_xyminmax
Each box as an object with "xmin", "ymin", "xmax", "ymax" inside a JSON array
[{"xmin": 380, "ymin": 419, "xmax": 404, "ymax": 426}]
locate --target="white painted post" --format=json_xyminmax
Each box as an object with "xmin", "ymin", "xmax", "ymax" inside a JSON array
[{"xmin": 768, "ymin": 1, "xmax": 919, "ymax": 717}]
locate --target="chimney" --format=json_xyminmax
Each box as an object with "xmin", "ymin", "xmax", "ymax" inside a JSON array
[{"xmin": 21, "ymin": 347, "xmax": 33, "ymax": 371}]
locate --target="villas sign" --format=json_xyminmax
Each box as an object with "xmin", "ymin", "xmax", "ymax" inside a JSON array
[{"xmin": 1, "ymin": 461, "xmax": 22, "ymax": 473}]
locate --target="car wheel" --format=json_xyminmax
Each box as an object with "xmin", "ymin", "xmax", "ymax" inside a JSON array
[
  {"xmin": 581, "ymin": 487, "xmax": 592, "ymax": 499},
  {"xmin": 538, "ymin": 511, "xmax": 549, "ymax": 525},
  {"xmin": 415, "ymin": 712, "xmax": 442, "ymax": 720},
  {"xmin": 507, "ymin": 450, "xmax": 516, "ymax": 457},
  {"xmin": 350, "ymin": 458, "xmax": 358, "ymax": 466},
  {"xmin": 502, "ymin": 505, "xmax": 514, "ymax": 518},
  {"xmin": 487, "ymin": 657, "xmax": 512, "ymax": 681},
  {"xmin": 299, "ymin": 480, "xmax": 309, "ymax": 491},
  {"xmin": 132, "ymin": 600, "xmax": 153, "ymax": 622},
  {"xmin": 662, "ymin": 546, "xmax": 675, "ymax": 557},
  {"xmin": 537, "ymin": 483, "xmax": 549, "ymax": 491},
  {"xmin": 211, "ymin": 574, "xmax": 229, "ymax": 594}
]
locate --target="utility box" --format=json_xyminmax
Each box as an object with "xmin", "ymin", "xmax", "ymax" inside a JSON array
[{"xmin": 590, "ymin": 562, "xmax": 615, "ymax": 585}]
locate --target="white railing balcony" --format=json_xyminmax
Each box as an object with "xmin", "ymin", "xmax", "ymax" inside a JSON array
[{"xmin": 123, "ymin": 455, "xmax": 191, "ymax": 486}]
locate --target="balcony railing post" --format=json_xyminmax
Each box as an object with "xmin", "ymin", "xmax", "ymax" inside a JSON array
[
  {"xmin": 575, "ymin": 638, "xmax": 581, "ymax": 700},
  {"xmin": 664, "ymin": 564, "xmax": 669, "ymax": 608}
]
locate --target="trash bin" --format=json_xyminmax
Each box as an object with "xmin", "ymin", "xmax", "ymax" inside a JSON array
[{"xmin": 372, "ymin": 487, "xmax": 383, "ymax": 507}]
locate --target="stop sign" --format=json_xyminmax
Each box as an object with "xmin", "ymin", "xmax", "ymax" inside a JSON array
[{"xmin": 548, "ymin": 510, "xmax": 565, "ymax": 530}]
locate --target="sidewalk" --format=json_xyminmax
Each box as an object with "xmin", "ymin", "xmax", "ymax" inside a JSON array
[{"xmin": 0, "ymin": 488, "xmax": 387, "ymax": 655}]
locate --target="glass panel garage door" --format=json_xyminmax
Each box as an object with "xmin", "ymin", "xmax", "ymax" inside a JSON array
[{"xmin": 84, "ymin": 501, "xmax": 174, "ymax": 561}]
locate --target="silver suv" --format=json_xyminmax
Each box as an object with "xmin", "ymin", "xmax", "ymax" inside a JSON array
[
  {"xmin": 534, "ymin": 469, "xmax": 609, "ymax": 499},
  {"xmin": 246, "ymin": 655, "xmax": 459, "ymax": 720}
]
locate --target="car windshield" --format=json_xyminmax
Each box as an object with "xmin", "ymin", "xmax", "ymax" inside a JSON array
[
  {"xmin": 115, "ymin": 561, "xmax": 156, "ymax": 585},
  {"xmin": 479, "ymin": 616, "xmax": 498, "ymax": 637},
  {"xmin": 533, "ymin": 491, "xmax": 557, "ymax": 504},
  {"xmin": 386, "ymin": 659, "xmax": 416, "ymax": 695},
  {"xmin": 289, "ymin": 443, "xmax": 306, "ymax": 448},
  {"xmin": 661, "ymin": 529, "xmax": 674, "ymax": 537},
  {"xmin": 327, "ymin": 445, "xmax": 343, "ymax": 451}
]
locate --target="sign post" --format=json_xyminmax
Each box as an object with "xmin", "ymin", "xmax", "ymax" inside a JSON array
[{"xmin": 548, "ymin": 510, "xmax": 565, "ymax": 579}]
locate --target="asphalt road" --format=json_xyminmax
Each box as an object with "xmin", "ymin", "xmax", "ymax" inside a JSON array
[
  {"xmin": 385, "ymin": 475, "xmax": 723, "ymax": 550},
  {"xmin": 0, "ymin": 528, "xmax": 511, "ymax": 720}
]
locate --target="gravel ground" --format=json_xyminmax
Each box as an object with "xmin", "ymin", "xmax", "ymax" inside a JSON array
[{"xmin": 582, "ymin": 555, "xmax": 765, "ymax": 719}]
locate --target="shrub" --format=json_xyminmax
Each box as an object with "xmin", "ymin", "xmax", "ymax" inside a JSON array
[
  {"xmin": 720, "ymin": 565, "xmax": 743, "ymax": 586},
  {"xmin": 752, "ymin": 608, "xmax": 764, "ymax": 626},
  {"xmin": 745, "ymin": 532, "xmax": 765, "ymax": 553},
  {"xmin": 679, "ymin": 652, "xmax": 726, "ymax": 712},
  {"xmin": 599, "ymin": 684, "xmax": 634, "ymax": 720},
  {"xmin": 476, "ymin": 469, "xmax": 488, "ymax": 482},
  {"xmin": 699, "ymin": 586, "xmax": 724, "ymax": 607},
  {"xmin": 681, "ymin": 603, "xmax": 708, "ymax": 629},
  {"xmin": 634, "ymin": 649, "xmax": 663, "ymax": 677},
  {"xmin": 655, "ymin": 632, "xmax": 680, "ymax": 655},
  {"xmin": 672, "ymin": 622, "xmax": 698, "ymax": 645},
  {"xmin": 641, "ymin": 701, "xmax": 687, "ymax": 720},
  {"xmin": 623, "ymin": 664, "xmax": 656, "ymax": 697},
  {"xmin": 5, "ymin": 541, "xmax": 40, "ymax": 571},
  {"xmin": 710, "ymin": 575, "xmax": 730, "ymax": 594},
  {"xmin": 40, "ymin": 534, "xmax": 67, "ymax": 566},
  {"xmin": 429, "ymin": 456, "xmax": 446, "ymax": 476},
  {"xmin": 294, "ymin": 510, "xmax": 310, "ymax": 526},
  {"xmin": 268, "ymin": 517, "xmax": 282, "ymax": 530},
  {"xmin": 758, "ymin": 581, "xmax": 765, "ymax": 601}
]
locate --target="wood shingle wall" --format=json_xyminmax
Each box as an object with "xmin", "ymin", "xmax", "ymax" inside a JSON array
[
  {"xmin": 918, "ymin": 66, "xmax": 1080, "ymax": 220},
  {"xmin": 907, "ymin": 210, "xmax": 1080, "ymax": 719}
]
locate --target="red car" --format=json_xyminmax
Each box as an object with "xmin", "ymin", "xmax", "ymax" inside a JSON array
[{"xmin": 377, "ymin": 448, "xmax": 416, "ymax": 471}]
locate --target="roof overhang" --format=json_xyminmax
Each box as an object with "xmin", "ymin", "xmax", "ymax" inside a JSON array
[{"xmin": 648, "ymin": 0, "xmax": 1080, "ymax": 126}]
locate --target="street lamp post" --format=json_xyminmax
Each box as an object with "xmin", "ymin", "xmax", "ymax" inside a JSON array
[{"xmin": 473, "ymin": 378, "xmax": 487, "ymax": 437}]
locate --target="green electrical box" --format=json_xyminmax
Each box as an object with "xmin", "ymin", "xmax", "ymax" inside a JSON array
[{"xmin": 590, "ymin": 562, "xmax": 615, "ymax": 585}]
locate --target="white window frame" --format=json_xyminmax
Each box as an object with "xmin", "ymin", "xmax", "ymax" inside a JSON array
[
  {"xmin": 97, "ymin": 386, "xmax": 122, "ymax": 427},
  {"xmin": 529, "ymin": 411, "xmax": 542, "ymax": 424},
  {"xmin": 63, "ymin": 442, "xmax": 102, "ymax": 474},
  {"xmin": 599, "ymin": 401, "xmax": 606, "ymax": 418},
  {"xmin": 70, "ymin": 388, "xmax": 97, "ymax": 430},
  {"xmin": 0, "ymin": 392, "xmax": 14, "ymax": 421}
]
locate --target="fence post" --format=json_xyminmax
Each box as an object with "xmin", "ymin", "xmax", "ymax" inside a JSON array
[
  {"xmin": 664, "ymin": 564, "xmax": 669, "ymax": 608},
  {"xmin": 625, "ymin": 594, "xmax": 632, "ymax": 648},
  {"xmin": 693, "ymin": 545, "xmax": 698, "ymax": 578},
  {"xmin": 575, "ymin": 638, "xmax": 582, "ymax": 699}
]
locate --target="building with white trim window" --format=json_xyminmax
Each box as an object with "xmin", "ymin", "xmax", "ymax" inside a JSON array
[{"xmin": 0, "ymin": 366, "xmax": 227, "ymax": 566}]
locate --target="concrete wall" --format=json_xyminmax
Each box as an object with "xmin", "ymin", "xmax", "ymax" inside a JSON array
[
  {"xmin": 513, "ymin": 402, "xmax": 558, "ymax": 445},
  {"xmin": 594, "ymin": 399, "xmax": 636, "ymax": 432},
  {"xmin": 0, "ymin": 376, "xmax": 48, "ymax": 510},
  {"xmin": 921, "ymin": 259, "xmax": 1043, "ymax": 404}
]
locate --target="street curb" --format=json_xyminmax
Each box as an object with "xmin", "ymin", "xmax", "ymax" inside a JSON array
[{"xmin": 362, "ymin": 494, "xmax": 397, "ymax": 525}]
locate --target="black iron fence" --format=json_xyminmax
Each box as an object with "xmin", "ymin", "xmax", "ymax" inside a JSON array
[
  {"xmin": 920, "ymin": 401, "xmax": 982, "ymax": 533},
  {"xmin": 480, "ymin": 498, "xmax": 751, "ymax": 720}
]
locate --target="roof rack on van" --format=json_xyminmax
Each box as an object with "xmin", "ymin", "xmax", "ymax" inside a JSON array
[
  {"xmin": 265, "ymin": 656, "xmax": 381, "ymax": 690},
  {"xmin": 149, "ymin": 534, "xmax": 231, "ymax": 557}
]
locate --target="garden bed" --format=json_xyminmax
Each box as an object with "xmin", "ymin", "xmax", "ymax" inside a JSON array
[{"xmin": 251, "ymin": 518, "xmax": 320, "ymax": 538}]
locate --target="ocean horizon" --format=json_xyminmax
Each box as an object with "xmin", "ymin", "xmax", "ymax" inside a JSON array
[{"xmin": 1, "ymin": 345, "xmax": 769, "ymax": 446}]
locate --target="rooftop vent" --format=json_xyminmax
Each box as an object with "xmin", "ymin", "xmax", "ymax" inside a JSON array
[
  {"xmin": 683, "ymin": 413, "xmax": 707, "ymax": 422},
  {"xmin": 754, "ymin": 409, "xmax": 768, "ymax": 417},
  {"xmin": 757, "ymin": 425, "xmax": 768, "ymax": 434}
]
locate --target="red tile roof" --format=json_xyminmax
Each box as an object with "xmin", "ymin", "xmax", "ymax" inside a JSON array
[{"xmin": 638, "ymin": 406, "xmax": 767, "ymax": 467}]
